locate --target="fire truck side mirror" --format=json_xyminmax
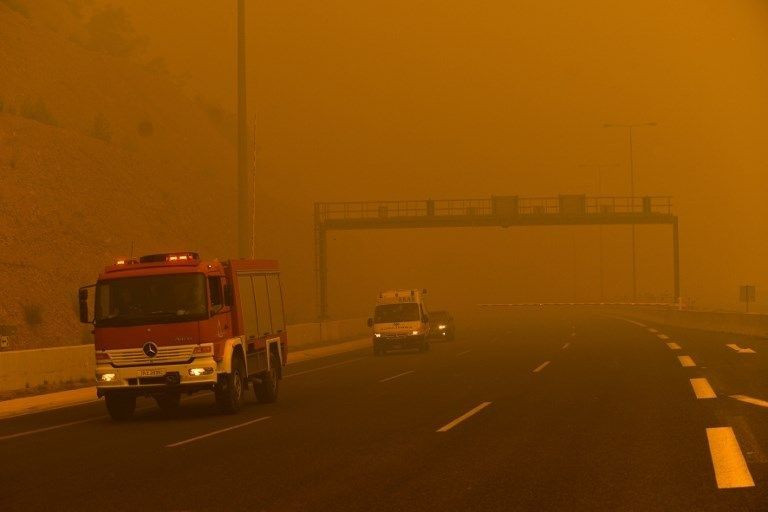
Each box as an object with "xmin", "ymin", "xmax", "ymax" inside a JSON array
[
  {"xmin": 367, "ymin": 318, "xmax": 373, "ymax": 328},
  {"xmin": 78, "ymin": 288, "xmax": 91, "ymax": 324}
]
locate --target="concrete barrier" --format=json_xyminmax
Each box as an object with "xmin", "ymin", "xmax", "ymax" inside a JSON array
[
  {"xmin": 0, "ymin": 318, "xmax": 369, "ymax": 393},
  {"xmin": 618, "ymin": 308, "xmax": 768, "ymax": 339},
  {"xmin": 0, "ymin": 345, "xmax": 94, "ymax": 393}
]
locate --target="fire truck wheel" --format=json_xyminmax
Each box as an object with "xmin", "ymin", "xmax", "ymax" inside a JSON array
[
  {"xmin": 255, "ymin": 352, "xmax": 280, "ymax": 404},
  {"xmin": 154, "ymin": 392, "xmax": 181, "ymax": 412},
  {"xmin": 215, "ymin": 355, "xmax": 245, "ymax": 414},
  {"xmin": 105, "ymin": 394, "xmax": 136, "ymax": 421}
]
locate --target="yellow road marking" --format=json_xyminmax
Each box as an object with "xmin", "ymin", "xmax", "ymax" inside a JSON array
[
  {"xmin": 678, "ymin": 355, "xmax": 696, "ymax": 367},
  {"xmin": 437, "ymin": 402, "xmax": 492, "ymax": 432},
  {"xmin": 666, "ymin": 342, "xmax": 682, "ymax": 350},
  {"xmin": 533, "ymin": 361, "xmax": 550, "ymax": 373},
  {"xmin": 730, "ymin": 395, "xmax": 768, "ymax": 408},
  {"xmin": 706, "ymin": 427, "xmax": 755, "ymax": 489},
  {"xmin": 657, "ymin": 334, "xmax": 669, "ymax": 340},
  {"xmin": 690, "ymin": 378, "xmax": 716, "ymax": 399}
]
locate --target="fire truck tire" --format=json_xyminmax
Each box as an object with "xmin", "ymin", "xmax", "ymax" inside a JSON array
[
  {"xmin": 255, "ymin": 352, "xmax": 280, "ymax": 403},
  {"xmin": 105, "ymin": 394, "xmax": 136, "ymax": 421},
  {"xmin": 154, "ymin": 392, "xmax": 181, "ymax": 412},
  {"xmin": 215, "ymin": 355, "xmax": 245, "ymax": 414}
]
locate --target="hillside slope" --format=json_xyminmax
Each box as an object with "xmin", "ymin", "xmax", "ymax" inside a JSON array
[{"xmin": 0, "ymin": 3, "xmax": 237, "ymax": 349}]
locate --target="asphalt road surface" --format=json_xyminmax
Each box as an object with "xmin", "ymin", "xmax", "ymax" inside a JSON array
[{"xmin": 3, "ymin": 309, "xmax": 768, "ymax": 511}]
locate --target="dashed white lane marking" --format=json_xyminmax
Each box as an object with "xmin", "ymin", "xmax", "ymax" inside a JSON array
[
  {"xmin": 166, "ymin": 416, "xmax": 271, "ymax": 448},
  {"xmin": 666, "ymin": 342, "xmax": 682, "ymax": 350},
  {"xmin": 562, "ymin": 342, "xmax": 570, "ymax": 350},
  {"xmin": 730, "ymin": 395, "xmax": 768, "ymax": 408},
  {"xmin": 624, "ymin": 319, "xmax": 647, "ymax": 327},
  {"xmin": 379, "ymin": 370, "xmax": 415, "ymax": 383},
  {"xmin": 706, "ymin": 427, "xmax": 755, "ymax": 489},
  {"xmin": 533, "ymin": 361, "xmax": 550, "ymax": 373},
  {"xmin": 648, "ymin": 328, "xmax": 659, "ymax": 333},
  {"xmin": 726, "ymin": 344, "xmax": 756, "ymax": 354},
  {"xmin": 456, "ymin": 349, "xmax": 472, "ymax": 356},
  {"xmin": 678, "ymin": 355, "xmax": 696, "ymax": 367},
  {"xmin": 657, "ymin": 334, "xmax": 670, "ymax": 340},
  {"xmin": 690, "ymin": 378, "xmax": 717, "ymax": 399},
  {"xmin": 285, "ymin": 357, "xmax": 366, "ymax": 378},
  {"xmin": 436, "ymin": 402, "xmax": 492, "ymax": 432}
]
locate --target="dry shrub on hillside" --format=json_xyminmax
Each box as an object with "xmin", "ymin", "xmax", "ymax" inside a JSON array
[
  {"xmin": 0, "ymin": 0, "xmax": 29, "ymax": 18},
  {"xmin": 81, "ymin": 5, "xmax": 145, "ymax": 58},
  {"xmin": 92, "ymin": 112, "xmax": 111, "ymax": 142},
  {"xmin": 20, "ymin": 98, "xmax": 58, "ymax": 126},
  {"xmin": 23, "ymin": 303, "xmax": 43, "ymax": 326}
]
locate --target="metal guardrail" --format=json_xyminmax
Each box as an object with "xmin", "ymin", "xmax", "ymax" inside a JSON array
[{"xmin": 316, "ymin": 196, "xmax": 672, "ymax": 223}]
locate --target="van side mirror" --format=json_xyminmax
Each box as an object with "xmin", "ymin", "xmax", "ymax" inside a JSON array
[
  {"xmin": 367, "ymin": 318, "xmax": 373, "ymax": 328},
  {"xmin": 78, "ymin": 286, "xmax": 93, "ymax": 323}
]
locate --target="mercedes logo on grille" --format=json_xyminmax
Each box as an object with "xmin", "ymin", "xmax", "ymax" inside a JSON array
[{"xmin": 143, "ymin": 342, "xmax": 158, "ymax": 358}]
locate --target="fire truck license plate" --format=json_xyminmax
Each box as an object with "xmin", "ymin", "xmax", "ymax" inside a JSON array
[{"xmin": 139, "ymin": 368, "xmax": 165, "ymax": 376}]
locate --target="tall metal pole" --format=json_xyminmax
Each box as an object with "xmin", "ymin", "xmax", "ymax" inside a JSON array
[
  {"xmin": 237, "ymin": 0, "xmax": 250, "ymax": 258},
  {"xmin": 604, "ymin": 122, "xmax": 655, "ymax": 301},
  {"xmin": 672, "ymin": 217, "xmax": 680, "ymax": 305},
  {"xmin": 629, "ymin": 126, "xmax": 636, "ymax": 301}
]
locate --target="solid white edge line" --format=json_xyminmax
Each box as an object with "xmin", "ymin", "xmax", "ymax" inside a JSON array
[
  {"xmin": 533, "ymin": 361, "xmax": 550, "ymax": 373},
  {"xmin": 706, "ymin": 427, "xmax": 755, "ymax": 489},
  {"xmin": 436, "ymin": 402, "xmax": 492, "ymax": 432},
  {"xmin": 379, "ymin": 370, "xmax": 415, "ymax": 383},
  {"xmin": 166, "ymin": 416, "xmax": 271, "ymax": 448},
  {"xmin": 0, "ymin": 416, "xmax": 106, "ymax": 442},
  {"xmin": 456, "ymin": 349, "xmax": 472, "ymax": 356}
]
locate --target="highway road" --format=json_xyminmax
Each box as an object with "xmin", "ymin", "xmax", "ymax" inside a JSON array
[{"xmin": 2, "ymin": 309, "xmax": 768, "ymax": 511}]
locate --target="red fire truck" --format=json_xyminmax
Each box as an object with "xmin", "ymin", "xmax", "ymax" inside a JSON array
[{"xmin": 79, "ymin": 252, "xmax": 287, "ymax": 420}]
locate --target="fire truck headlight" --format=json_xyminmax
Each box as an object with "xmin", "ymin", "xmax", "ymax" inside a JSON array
[
  {"xmin": 188, "ymin": 367, "xmax": 214, "ymax": 377},
  {"xmin": 412, "ymin": 330, "xmax": 419, "ymax": 336},
  {"xmin": 98, "ymin": 373, "xmax": 116, "ymax": 382},
  {"xmin": 438, "ymin": 325, "xmax": 447, "ymax": 330},
  {"xmin": 374, "ymin": 333, "xmax": 381, "ymax": 338}
]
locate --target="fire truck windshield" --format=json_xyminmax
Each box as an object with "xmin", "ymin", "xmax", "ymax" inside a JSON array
[
  {"xmin": 374, "ymin": 303, "xmax": 420, "ymax": 323},
  {"xmin": 94, "ymin": 273, "xmax": 208, "ymax": 327}
]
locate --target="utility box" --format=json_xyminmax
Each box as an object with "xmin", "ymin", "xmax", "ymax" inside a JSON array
[
  {"xmin": 559, "ymin": 195, "xmax": 586, "ymax": 215},
  {"xmin": 492, "ymin": 196, "xmax": 519, "ymax": 217},
  {"xmin": 642, "ymin": 196, "xmax": 652, "ymax": 214}
]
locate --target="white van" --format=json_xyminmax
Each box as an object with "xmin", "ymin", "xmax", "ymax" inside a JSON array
[{"xmin": 367, "ymin": 289, "xmax": 431, "ymax": 355}]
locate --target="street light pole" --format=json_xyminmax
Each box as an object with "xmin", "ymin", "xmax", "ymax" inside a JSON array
[
  {"xmin": 578, "ymin": 163, "xmax": 619, "ymax": 302},
  {"xmin": 237, "ymin": 0, "xmax": 250, "ymax": 258},
  {"xmin": 603, "ymin": 122, "xmax": 656, "ymax": 301}
]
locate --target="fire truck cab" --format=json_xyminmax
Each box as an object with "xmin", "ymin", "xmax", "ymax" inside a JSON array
[{"xmin": 79, "ymin": 252, "xmax": 287, "ymax": 420}]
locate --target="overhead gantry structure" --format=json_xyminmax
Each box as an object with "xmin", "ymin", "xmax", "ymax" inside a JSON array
[{"xmin": 313, "ymin": 195, "xmax": 679, "ymax": 318}]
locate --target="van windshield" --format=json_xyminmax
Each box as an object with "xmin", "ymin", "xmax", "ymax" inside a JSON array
[
  {"xmin": 95, "ymin": 274, "xmax": 208, "ymax": 327},
  {"xmin": 374, "ymin": 303, "xmax": 420, "ymax": 323}
]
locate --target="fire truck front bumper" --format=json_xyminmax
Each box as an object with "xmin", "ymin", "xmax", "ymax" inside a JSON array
[{"xmin": 95, "ymin": 359, "xmax": 220, "ymax": 397}]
